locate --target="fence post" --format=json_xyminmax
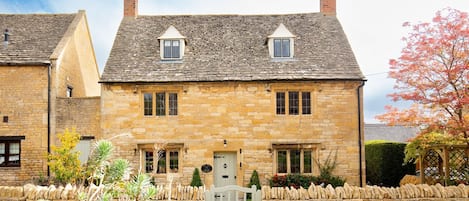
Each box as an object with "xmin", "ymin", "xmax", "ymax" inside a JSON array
[{"xmin": 443, "ymin": 146, "xmax": 449, "ymax": 186}]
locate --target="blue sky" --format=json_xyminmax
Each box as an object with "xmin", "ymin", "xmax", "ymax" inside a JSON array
[{"xmin": 1, "ymin": 0, "xmax": 468, "ymax": 123}]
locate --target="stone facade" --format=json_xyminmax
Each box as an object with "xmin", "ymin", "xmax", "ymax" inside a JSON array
[
  {"xmin": 56, "ymin": 97, "xmax": 101, "ymax": 139},
  {"xmin": 0, "ymin": 11, "xmax": 100, "ymax": 185},
  {"xmin": 101, "ymin": 80, "xmax": 365, "ymax": 186},
  {"xmin": 0, "ymin": 66, "xmax": 49, "ymax": 186}
]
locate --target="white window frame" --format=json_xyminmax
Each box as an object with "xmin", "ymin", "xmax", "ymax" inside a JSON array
[
  {"xmin": 268, "ymin": 23, "xmax": 295, "ymax": 59},
  {"xmin": 158, "ymin": 26, "xmax": 186, "ymax": 60},
  {"xmin": 160, "ymin": 39, "xmax": 184, "ymax": 60},
  {"xmin": 270, "ymin": 38, "xmax": 294, "ymax": 58}
]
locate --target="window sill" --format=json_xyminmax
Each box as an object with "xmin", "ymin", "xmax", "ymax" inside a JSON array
[
  {"xmin": 160, "ymin": 59, "xmax": 183, "ymax": 63},
  {"xmin": 0, "ymin": 165, "xmax": 21, "ymax": 169},
  {"xmin": 271, "ymin": 58, "xmax": 297, "ymax": 62}
]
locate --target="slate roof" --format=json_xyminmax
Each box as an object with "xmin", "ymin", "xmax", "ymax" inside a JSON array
[
  {"xmin": 365, "ymin": 124, "xmax": 420, "ymax": 143},
  {"xmin": 102, "ymin": 13, "xmax": 365, "ymax": 83},
  {"xmin": 0, "ymin": 13, "xmax": 76, "ymax": 65}
]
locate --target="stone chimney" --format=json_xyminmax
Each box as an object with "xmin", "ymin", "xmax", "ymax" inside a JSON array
[
  {"xmin": 320, "ymin": 0, "xmax": 336, "ymax": 16},
  {"xmin": 124, "ymin": 0, "xmax": 138, "ymax": 18}
]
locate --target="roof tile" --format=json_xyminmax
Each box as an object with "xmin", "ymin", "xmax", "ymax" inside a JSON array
[{"xmin": 102, "ymin": 13, "xmax": 365, "ymax": 82}]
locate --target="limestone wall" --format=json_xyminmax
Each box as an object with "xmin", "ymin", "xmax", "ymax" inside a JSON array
[
  {"xmin": 101, "ymin": 81, "xmax": 365, "ymax": 187},
  {"xmin": 1, "ymin": 183, "xmax": 469, "ymax": 201},
  {"xmin": 56, "ymin": 97, "xmax": 101, "ymax": 139},
  {"xmin": 0, "ymin": 66, "xmax": 49, "ymax": 186}
]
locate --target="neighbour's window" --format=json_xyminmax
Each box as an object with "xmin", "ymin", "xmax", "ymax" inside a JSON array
[
  {"xmin": 0, "ymin": 141, "xmax": 21, "ymax": 167},
  {"xmin": 66, "ymin": 86, "xmax": 73, "ymax": 98}
]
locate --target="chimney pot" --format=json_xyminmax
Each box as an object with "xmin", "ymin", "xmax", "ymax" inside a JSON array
[
  {"xmin": 320, "ymin": 0, "xmax": 336, "ymax": 16},
  {"xmin": 124, "ymin": 0, "xmax": 138, "ymax": 18}
]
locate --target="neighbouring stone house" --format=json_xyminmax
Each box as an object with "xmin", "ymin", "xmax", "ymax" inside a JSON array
[
  {"xmin": 0, "ymin": 11, "xmax": 100, "ymax": 185},
  {"xmin": 100, "ymin": 0, "xmax": 366, "ymax": 187}
]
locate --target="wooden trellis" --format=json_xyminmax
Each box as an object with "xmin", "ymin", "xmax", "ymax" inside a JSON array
[{"xmin": 419, "ymin": 145, "xmax": 469, "ymax": 185}]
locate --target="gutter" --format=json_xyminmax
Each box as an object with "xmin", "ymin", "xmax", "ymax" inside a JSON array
[{"xmin": 357, "ymin": 81, "xmax": 365, "ymax": 187}]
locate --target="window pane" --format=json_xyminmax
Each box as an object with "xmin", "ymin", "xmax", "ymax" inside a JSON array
[
  {"xmin": 0, "ymin": 143, "xmax": 4, "ymax": 154},
  {"xmin": 145, "ymin": 151, "xmax": 154, "ymax": 173},
  {"xmin": 169, "ymin": 151, "xmax": 179, "ymax": 173},
  {"xmin": 277, "ymin": 150, "xmax": 287, "ymax": 173},
  {"xmin": 304, "ymin": 151, "xmax": 312, "ymax": 173},
  {"xmin": 169, "ymin": 93, "xmax": 178, "ymax": 115},
  {"xmin": 156, "ymin": 93, "xmax": 166, "ymax": 116},
  {"xmin": 276, "ymin": 92, "xmax": 285, "ymax": 114},
  {"xmin": 66, "ymin": 87, "xmax": 73, "ymax": 98},
  {"xmin": 172, "ymin": 41, "xmax": 180, "ymax": 58},
  {"xmin": 0, "ymin": 156, "xmax": 4, "ymax": 165},
  {"xmin": 157, "ymin": 151, "xmax": 166, "ymax": 173},
  {"xmin": 282, "ymin": 39, "xmax": 290, "ymax": 57},
  {"xmin": 302, "ymin": 92, "xmax": 311, "ymax": 114},
  {"xmin": 164, "ymin": 41, "xmax": 172, "ymax": 58},
  {"xmin": 9, "ymin": 154, "xmax": 19, "ymax": 165},
  {"xmin": 10, "ymin": 143, "xmax": 19, "ymax": 154},
  {"xmin": 273, "ymin": 39, "xmax": 281, "ymax": 57},
  {"xmin": 290, "ymin": 149, "xmax": 301, "ymax": 174},
  {"xmin": 144, "ymin": 93, "xmax": 153, "ymax": 116},
  {"xmin": 289, "ymin": 92, "xmax": 299, "ymax": 115}
]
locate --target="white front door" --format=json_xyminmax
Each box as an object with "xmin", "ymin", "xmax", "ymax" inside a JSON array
[{"xmin": 213, "ymin": 152, "xmax": 237, "ymax": 187}]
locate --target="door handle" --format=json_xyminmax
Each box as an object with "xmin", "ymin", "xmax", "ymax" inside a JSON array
[{"xmin": 222, "ymin": 175, "xmax": 229, "ymax": 178}]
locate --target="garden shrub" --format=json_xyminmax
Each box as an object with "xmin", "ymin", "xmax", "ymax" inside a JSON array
[
  {"xmin": 269, "ymin": 150, "xmax": 346, "ymax": 188},
  {"xmin": 190, "ymin": 168, "xmax": 203, "ymax": 187},
  {"xmin": 365, "ymin": 141, "xmax": 415, "ymax": 187},
  {"xmin": 47, "ymin": 128, "xmax": 82, "ymax": 184},
  {"xmin": 248, "ymin": 170, "xmax": 261, "ymax": 190}
]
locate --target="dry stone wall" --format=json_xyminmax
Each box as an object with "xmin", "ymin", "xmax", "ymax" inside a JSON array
[{"xmin": 2, "ymin": 183, "xmax": 469, "ymax": 201}]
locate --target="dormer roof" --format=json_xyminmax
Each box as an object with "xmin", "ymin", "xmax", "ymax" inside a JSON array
[
  {"xmin": 158, "ymin": 25, "xmax": 186, "ymax": 39},
  {"xmin": 268, "ymin": 23, "xmax": 295, "ymax": 38}
]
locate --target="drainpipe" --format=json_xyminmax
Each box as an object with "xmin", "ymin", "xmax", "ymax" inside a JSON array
[
  {"xmin": 47, "ymin": 62, "xmax": 51, "ymax": 177},
  {"xmin": 357, "ymin": 81, "xmax": 365, "ymax": 187}
]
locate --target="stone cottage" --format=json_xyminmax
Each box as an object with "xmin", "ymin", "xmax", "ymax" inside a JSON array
[
  {"xmin": 100, "ymin": 0, "xmax": 366, "ymax": 187},
  {"xmin": 0, "ymin": 11, "xmax": 100, "ymax": 185}
]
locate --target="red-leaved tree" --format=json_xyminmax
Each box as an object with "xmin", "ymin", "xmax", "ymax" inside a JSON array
[{"xmin": 377, "ymin": 8, "xmax": 469, "ymax": 138}]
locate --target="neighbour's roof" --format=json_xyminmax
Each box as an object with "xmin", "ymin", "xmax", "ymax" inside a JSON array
[
  {"xmin": 101, "ymin": 13, "xmax": 365, "ymax": 83},
  {"xmin": 365, "ymin": 124, "xmax": 420, "ymax": 143},
  {"xmin": 0, "ymin": 13, "xmax": 76, "ymax": 65}
]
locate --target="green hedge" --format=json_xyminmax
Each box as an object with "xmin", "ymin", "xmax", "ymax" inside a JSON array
[{"xmin": 365, "ymin": 141, "xmax": 415, "ymax": 187}]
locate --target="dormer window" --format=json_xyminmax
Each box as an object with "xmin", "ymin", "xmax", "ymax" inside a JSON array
[
  {"xmin": 163, "ymin": 40, "xmax": 180, "ymax": 59},
  {"xmin": 268, "ymin": 24, "xmax": 295, "ymax": 59},
  {"xmin": 273, "ymin": 39, "xmax": 290, "ymax": 58},
  {"xmin": 158, "ymin": 26, "xmax": 185, "ymax": 60}
]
